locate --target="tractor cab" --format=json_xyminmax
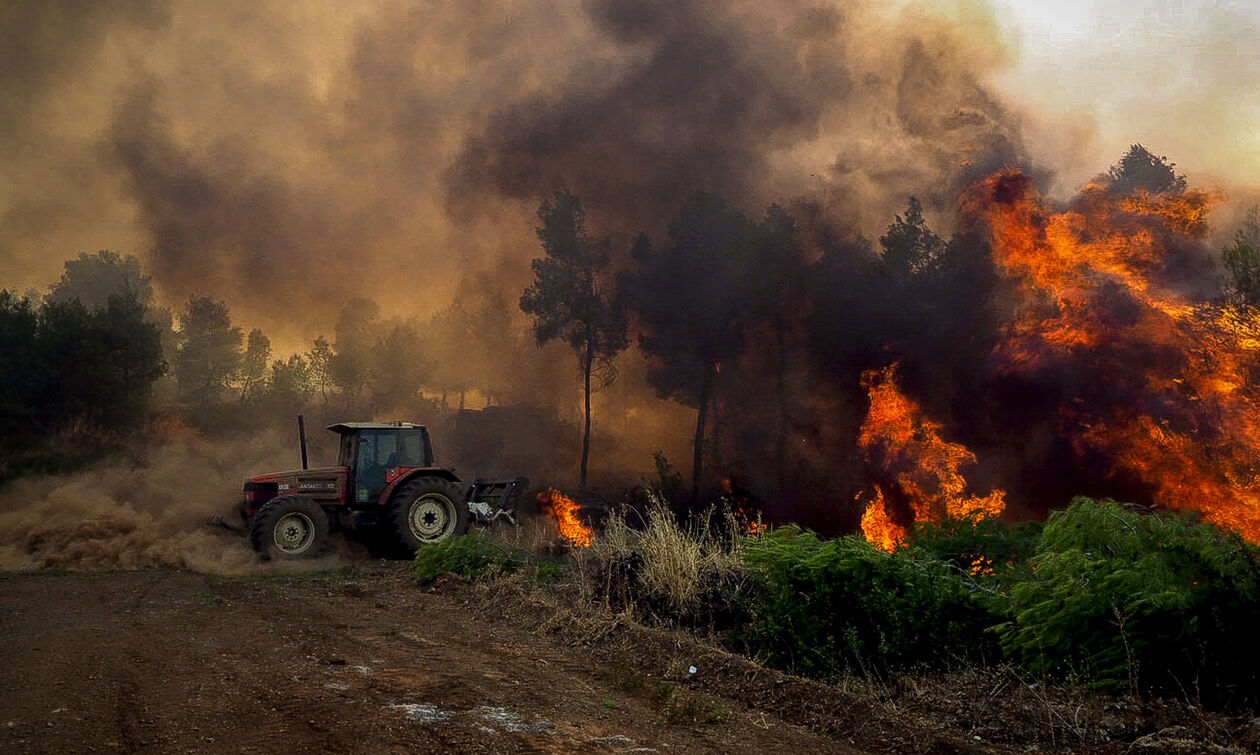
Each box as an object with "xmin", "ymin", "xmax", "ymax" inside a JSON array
[{"xmin": 329, "ymin": 422, "xmax": 435, "ymax": 504}]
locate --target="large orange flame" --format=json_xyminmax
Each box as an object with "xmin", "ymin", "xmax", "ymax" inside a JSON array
[
  {"xmin": 963, "ymin": 170, "xmax": 1260, "ymax": 541},
  {"xmin": 857, "ymin": 366, "xmax": 1006, "ymax": 551},
  {"xmin": 541, "ymin": 487, "xmax": 593, "ymax": 548},
  {"xmin": 859, "ymin": 488, "xmax": 904, "ymax": 552}
]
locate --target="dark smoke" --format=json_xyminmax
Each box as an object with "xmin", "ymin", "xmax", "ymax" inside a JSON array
[
  {"xmin": 449, "ymin": 0, "xmax": 847, "ymax": 229},
  {"xmin": 450, "ymin": 0, "xmax": 1025, "ymax": 234}
]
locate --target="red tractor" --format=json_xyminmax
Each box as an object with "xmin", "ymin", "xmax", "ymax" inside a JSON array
[{"xmin": 223, "ymin": 420, "xmax": 526, "ymax": 560}]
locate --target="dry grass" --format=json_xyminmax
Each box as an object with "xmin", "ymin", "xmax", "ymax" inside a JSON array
[
  {"xmin": 634, "ymin": 502, "xmax": 737, "ymax": 612},
  {"xmin": 473, "ymin": 490, "xmax": 755, "ymax": 630},
  {"xmin": 475, "ymin": 513, "xmax": 557, "ymax": 554},
  {"xmin": 568, "ymin": 493, "xmax": 753, "ymax": 629}
]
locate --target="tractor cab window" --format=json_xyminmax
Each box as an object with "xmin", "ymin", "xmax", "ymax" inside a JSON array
[{"xmin": 352, "ymin": 428, "xmax": 430, "ymax": 502}]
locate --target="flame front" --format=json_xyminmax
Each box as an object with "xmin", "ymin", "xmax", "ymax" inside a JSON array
[
  {"xmin": 964, "ymin": 171, "xmax": 1260, "ymax": 542},
  {"xmin": 542, "ymin": 487, "xmax": 593, "ymax": 548},
  {"xmin": 859, "ymin": 488, "xmax": 904, "ymax": 552},
  {"xmin": 858, "ymin": 366, "xmax": 1006, "ymax": 551}
]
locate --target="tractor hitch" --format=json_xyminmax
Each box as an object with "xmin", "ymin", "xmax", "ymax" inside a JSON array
[{"xmin": 207, "ymin": 514, "xmax": 245, "ymax": 535}]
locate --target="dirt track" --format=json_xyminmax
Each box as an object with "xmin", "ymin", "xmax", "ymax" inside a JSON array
[{"xmin": 0, "ymin": 567, "xmax": 864, "ymax": 754}]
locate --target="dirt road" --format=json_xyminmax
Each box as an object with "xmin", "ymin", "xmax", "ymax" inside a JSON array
[{"xmin": 0, "ymin": 567, "xmax": 869, "ymax": 754}]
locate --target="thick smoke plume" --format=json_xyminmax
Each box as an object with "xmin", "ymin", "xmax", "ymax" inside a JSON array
[
  {"xmin": 4, "ymin": 0, "xmax": 1023, "ymax": 334},
  {"xmin": 450, "ymin": 0, "xmax": 1026, "ymax": 234}
]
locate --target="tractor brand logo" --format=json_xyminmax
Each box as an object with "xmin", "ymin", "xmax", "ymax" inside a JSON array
[
  {"xmin": 278, "ymin": 483, "xmax": 290, "ymax": 491},
  {"xmin": 298, "ymin": 481, "xmax": 336, "ymax": 491}
]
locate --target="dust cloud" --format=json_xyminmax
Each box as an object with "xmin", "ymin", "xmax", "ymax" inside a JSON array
[{"xmin": 0, "ymin": 431, "xmax": 346, "ymax": 574}]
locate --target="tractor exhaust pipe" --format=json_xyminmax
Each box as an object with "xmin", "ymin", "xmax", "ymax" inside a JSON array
[{"xmin": 297, "ymin": 414, "xmax": 309, "ymax": 470}]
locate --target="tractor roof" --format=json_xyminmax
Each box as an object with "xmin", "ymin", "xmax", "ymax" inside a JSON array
[{"xmin": 325, "ymin": 421, "xmax": 427, "ymax": 434}]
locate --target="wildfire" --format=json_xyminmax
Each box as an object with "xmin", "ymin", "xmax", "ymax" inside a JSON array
[
  {"xmin": 964, "ymin": 170, "xmax": 1260, "ymax": 542},
  {"xmin": 968, "ymin": 555, "xmax": 995, "ymax": 577},
  {"xmin": 859, "ymin": 488, "xmax": 904, "ymax": 552},
  {"xmin": 858, "ymin": 365, "xmax": 1006, "ymax": 551},
  {"xmin": 719, "ymin": 476, "xmax": 768, "ymax": 535},
  {"xmin": 539, "ymin": 487, "xmax": 593, "ymax": 548}
]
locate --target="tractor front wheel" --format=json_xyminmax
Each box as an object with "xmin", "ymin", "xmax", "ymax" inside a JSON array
[
  {"xmin": 387, "ymin": 477, "xmax": 468, "ymax": 555},
  {"xmin": 249, "ymin": 495, "xmax": 329, "ymax": 560}
]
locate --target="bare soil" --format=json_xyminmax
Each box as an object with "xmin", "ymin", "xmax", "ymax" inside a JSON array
[
  {"xmin": 0, "ymin": 566, "xmax": 861, "ymax": 754},
  {"xmin": 1, "ymin": 566, "xmax": 1255, "ymax": 754}
]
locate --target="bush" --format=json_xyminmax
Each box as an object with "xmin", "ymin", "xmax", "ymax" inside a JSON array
[
  {"xmin": 738, "ymin": 526, "xmax": 1000, "ymax": 680},
  {"xmin": 412, "ymin": 534, "xmax": 531, "ymax": 582},
  {"xmin": 573, "ymin": 499, "xmax": 753, "ymax": 630},
  {"xmin": 909, "ymin": 516, "xmax": 1043, "ymax": 588},
  {"xmin": 996, "ymin": 497, "xmax": 1260, "ymax": 705}
]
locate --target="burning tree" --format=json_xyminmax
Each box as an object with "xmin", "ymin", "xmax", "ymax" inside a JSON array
[
  {"xmin": 520, "ymin": 192, "xmax": 627, "ymax": 488},
  {"xmin": 857, "ymin": 365, "xmax": 1006, "ymax": 551},
  {"xmin": 958, "ymin": 167, "xmax": 1260, "ymax": 540}
]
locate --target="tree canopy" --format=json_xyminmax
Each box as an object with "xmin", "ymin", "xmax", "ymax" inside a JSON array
[
  {"xmin": 520, "ymin": 191, "xmax": 627, "ymax": 487},
  {"xmin": 1106, "ymin": 144, "xmax": 1187, "ymax": 195}
]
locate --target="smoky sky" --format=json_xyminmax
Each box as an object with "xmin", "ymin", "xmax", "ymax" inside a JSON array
[
  {"xmin": 1, "ymin": 0, "xmax": 1033, "ymax": 338},
  {"xmin": 450, "ymin": 0, "xmax": 1027, "ymax": 234}
]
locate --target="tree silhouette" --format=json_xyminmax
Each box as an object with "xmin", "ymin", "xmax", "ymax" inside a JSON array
[
  {"xmin": 267, "ymin": 354, "xmax": 314, "ymax": 415},
  {"xmin": 1, "ymin": 289, "xmax": 164, "ymax": 437},
  {"xmin": 880, "ymin": 196, "xmax": 945, "ymax": 277},
  {"xmin": 1223, "ymin": 206, "xmax": 1260, "ymax": 306},
  {"xmin": 240, "ymin": 328, "xmax": 271, "ymax": 402},
  {"xmin": 47, "ymin": 250, "xmax": 175, "ymax": 364},
  {"xmin": 520, "ymin": 192, "xmax": 627, "ymax": 488},
  {"xmin": 307, "ymin": 335, "xmax": 334, "ymax": 407},
  {"xmin": 330, "ymin": 298, "xmax": 380, "ymax": 408},
  {"xmin": 0, "ymin": 292, "xmax": 40, "ymax": 436},
  {"xmin": 748, "ymin": 204, "xmax": 810, "ymax": 492},
  {"xmin": 369, "ymin": 319, "xmax": 430, "ymax": 412},
  {"xmin": 1107, "ymin": 144, "xmax": 1187, "ymax": 195},
  {"xmin": 174, "ymin": 296, "xmax": 242, "ymax": 407},
  {"xmin": 621, "ymin": 193, "xmax": 756, "ymax": 503},
  {"xmin": 47, "ymin": 250, "xmax": 154, "ymax": 310}
]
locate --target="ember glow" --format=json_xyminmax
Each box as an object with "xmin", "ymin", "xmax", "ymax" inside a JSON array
[
  {"xmin": 719, "ymin": 477, "xmax": 768, "ymax": 536},
  {"xmin": 965, "ymin": 171, "xmax": 1260, "ymax": 542},
  {"xmin": 858, "ymin": 366, "xmax": 1006, "ymax": 551},
  {"xmin": 540, "ymin": 488, "xmax": 593, "ymax": 548}
]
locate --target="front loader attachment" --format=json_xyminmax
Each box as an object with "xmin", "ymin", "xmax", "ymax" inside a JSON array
[{"xmin": 466, "ymin": 476, "xmax": 529, "ymax": 525}]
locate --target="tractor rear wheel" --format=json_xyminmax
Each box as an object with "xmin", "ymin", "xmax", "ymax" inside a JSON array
[
  {"xmin": 249, "ymin": 495, "xmax": 329, "ymax": 560},
  {"xmin": 387, "ymin": 477, "xmax": 468, "ymax": 555}
]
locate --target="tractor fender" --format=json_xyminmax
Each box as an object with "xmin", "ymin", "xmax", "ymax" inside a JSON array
[{"xmin": 377, "ymin": 467, "xmax": 462, "ymax": 506}]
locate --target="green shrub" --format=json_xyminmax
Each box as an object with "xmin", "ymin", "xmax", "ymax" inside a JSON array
[
  {"xmin": 737, "ymin": 526, "xmax": 1000, "ymax": 680},
  {"xmin": 909, "ymin": 516, "xmax": 1043, "ymax": 588},
  {"xmin": 996, "ymin": 497, "xmax": 1260, "ymax": 705},
  {"xmin": 412, "ymin": 534, "xmax": 531, "ymax": 582}
]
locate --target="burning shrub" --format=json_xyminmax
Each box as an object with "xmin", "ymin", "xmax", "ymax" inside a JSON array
[
  {"xmin": 907, "ymin": 516, "xmax": 1044, "ymax": 585},
  {"xmin": 997, "ymin": 497, "xmax": 1260, "ymax": 705},
  {"xmin": 737, "ymin": 527, "xmax": 1000, "ymax": 681}
]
